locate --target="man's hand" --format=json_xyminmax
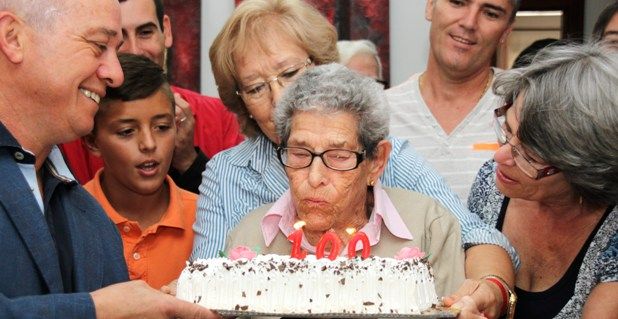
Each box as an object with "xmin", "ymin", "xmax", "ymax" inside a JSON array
[
  {"xmin": 91, "ymin": 280, "xmax": 220, "ymax": 319},
  {"xmin": 173, "ymin": 93, "xmax": 198, "ymax": 174}
]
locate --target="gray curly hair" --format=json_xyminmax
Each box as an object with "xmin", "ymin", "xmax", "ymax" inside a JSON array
[
  {"xmin": 493, "ymin": 42, "xmax": 618, "ymax": 205},
  {"xmin": 274, "ymin": 63, "xmax": 389, "ymax": 159}
]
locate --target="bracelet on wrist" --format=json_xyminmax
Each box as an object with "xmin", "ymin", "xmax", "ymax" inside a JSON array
[{"xmin": 481, "ymin": 274, "xmax": 516, "ymax": 319}]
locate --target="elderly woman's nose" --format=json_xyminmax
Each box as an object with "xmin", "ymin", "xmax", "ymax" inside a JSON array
[{"xmin": 307, "ymin": 157, "xmax": 329, "ymax": 187}]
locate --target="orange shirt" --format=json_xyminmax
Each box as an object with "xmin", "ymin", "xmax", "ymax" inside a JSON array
[{"xmin": 84, "ymin": 169, "xmax": 196, "ymax": 289}]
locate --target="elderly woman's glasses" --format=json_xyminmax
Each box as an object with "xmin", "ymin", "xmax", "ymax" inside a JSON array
[
  {"xmin": 493, "ymin": 104, "xmax": 560, "ymax": 180},
  {"xmin": 236, "ymin": 58, "xmax": 312, "ymax": 104},
  {"xmin": 277, "ymin": 146, "xmax": 365, "ymax": 171}
]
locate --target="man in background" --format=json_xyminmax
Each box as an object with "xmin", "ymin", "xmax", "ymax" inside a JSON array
[
  {"xmin": 387, "ymin": 0, "xmax": 519, "ymax": 200},
  {"xmin": 0, "ymin": 0, "xmax": 217, "ymax": 317},
  {"xmin": 60, "ymin": 0, "xmax": 244, "ymax": 193}
]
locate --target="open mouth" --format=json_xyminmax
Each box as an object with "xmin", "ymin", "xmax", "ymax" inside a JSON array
[
  {"xmin": 80, "ymin": 88, "xmax": 101, "ymax": 104},
  {"xmin": 137, "ymin": 160, "xmax": 159, "ymax": 171}
]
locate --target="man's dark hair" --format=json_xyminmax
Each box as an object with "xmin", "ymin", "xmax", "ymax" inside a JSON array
[
  {"xmin": 104, "ymin": 53, "xmax": 173, "ymax": 104},
  {"xmin": 593, "ymin": 1, "xmax": 618, "ymax": 41},
  {"xmin": 153, "ymin": 0, "xmax": 165, "ymax": 31},
  {"xmin": 118, "ymin": 0, "xmax": 165, "ymax": 30}
]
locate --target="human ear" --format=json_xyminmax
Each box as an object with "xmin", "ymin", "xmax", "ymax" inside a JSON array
[
  {"xmin": 83, "ymin": 135, "xmax": 102, "ymax": 158},
  {"xmin": 499, "ymin": 25, "xmax": 513, "ymax": 44},
  {"xmin": 425, "ymin": 0, "xmax": 435, "ymax": 22},
  {"xmin": 367, "ymin": 140, "xmax": 392, "ymax": 182},
  {"xmin": 162, "ymin": 14, "xmax": 173, "ymax": 48},
  {"xmin": 0, "ymin": 12, "xmax": 25, "ymax": 63}
]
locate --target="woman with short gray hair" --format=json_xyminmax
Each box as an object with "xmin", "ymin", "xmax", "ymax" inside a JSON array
[
  {"xmin": 468, "ymin": 42, "xmax": 618, "ymax": 318},
  {"xmin": 228, "ymin": 64, "xmax": 466, "ymax": 298},
  {"xmin": 275, "ymin": 63, "xmax": 388, "ymax": 158}
]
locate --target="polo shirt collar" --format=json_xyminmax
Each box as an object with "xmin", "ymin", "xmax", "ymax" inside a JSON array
[{"xmin": 89, "ymin": 170, "xmax": 187, "ymax": 231}]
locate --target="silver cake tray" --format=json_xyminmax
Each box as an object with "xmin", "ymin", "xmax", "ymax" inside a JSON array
[{"xmin": 213, "ymin": 307, "xmax": 458, "ymax": 318}]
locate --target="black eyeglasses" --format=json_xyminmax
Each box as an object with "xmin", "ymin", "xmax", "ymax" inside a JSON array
[{"xmin": 276, "ymin": 146, "xmax": 365, "ymax": 171}]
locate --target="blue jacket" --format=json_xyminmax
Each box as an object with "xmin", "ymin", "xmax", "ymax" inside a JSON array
[{"xmin": 0, "ymin": 123, "xmax": 128, "ymax": 318}]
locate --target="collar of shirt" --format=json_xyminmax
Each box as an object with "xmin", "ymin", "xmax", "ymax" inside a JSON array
[
  {"xmin": 260, "ymin": 182, "xmax": 413, "ymax": 253},
  {"xmin": 1, "ymin": 123, "xmax": 77, "ymax": 212},
  {"xmin": 87, "ymin": 169, "xmax": 188, "ymax": 231}
]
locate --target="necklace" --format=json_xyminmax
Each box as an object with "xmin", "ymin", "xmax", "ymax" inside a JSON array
[{"xmin": 419, "ymin": 69, "xmax": 494, "ymax": 105}]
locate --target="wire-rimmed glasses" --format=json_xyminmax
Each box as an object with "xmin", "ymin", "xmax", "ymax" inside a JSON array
[
  {"xmin": 235, "ymin": 58, "xmax": 312, "ymax": 105},
  {"xmin": 494, "ymin": 104, "xmax": 560, "ymax": 180}
]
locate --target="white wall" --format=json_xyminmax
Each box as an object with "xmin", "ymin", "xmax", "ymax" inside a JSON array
[
  {"xmin": 200, "ymin": 0, "xmax": 235, "ymax": 97},
  {"xmin": 389, "ymin": 0, "xmax": 430, "ymax": 87}
]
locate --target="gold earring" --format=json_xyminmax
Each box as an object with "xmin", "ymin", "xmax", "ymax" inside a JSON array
[{"xmin": 368, "ymin": 180, "xmax": 375, "ymax": 187}]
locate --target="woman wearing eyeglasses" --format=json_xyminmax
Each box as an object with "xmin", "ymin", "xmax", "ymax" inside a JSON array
[
  {"xmin": 226, "ymin": 63, "xmax": 465, "ymax": 298},
  {"xmin": 468, "ymin": 43, "xmax": 618, "ymax": 318},
  {"xmin": 192, "ymin": 0, "xmax": 520, "ymax": 317}
]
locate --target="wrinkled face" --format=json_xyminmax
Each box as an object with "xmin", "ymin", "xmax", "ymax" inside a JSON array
[
  {"xmin": 602, "ymin": 13, "xmax": 618, "ymax": 49},
  {"xmin": 426, "ymin": 0, "xmax": 513, "ymax": 75},
  {"xmin": 493, "ymin": 95, "xmax": 571, "ymax": 201},
  {"xmin": 26, "ymin": 0, "xmax": 124, "ymax": 143},
  {"xmin": 119, "ymin": 0, "xmax": 172, "ymax": 68},
  {"xmin": 286, "ymin": 111, "xmax": 372, "ymax": 233},
  {"xmin": 89, "ymin": 90, "xmax": 175, "ymax": 196},
  {"xmin": 346, "ymin": 53, "xmax": 380, "ymax": 80},
  {"xmin": 234, "ymin": 30, "xmax": 310, "ymax": 143}
]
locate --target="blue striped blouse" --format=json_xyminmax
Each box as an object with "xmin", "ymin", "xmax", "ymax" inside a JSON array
[{"xmin": 191, "ymin": 134, "xmax": 520, "ymax": 268}]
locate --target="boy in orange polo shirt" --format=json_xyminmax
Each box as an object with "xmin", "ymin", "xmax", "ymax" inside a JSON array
[{"xmin": 83, "ymin": 53, "xmax": 196, "ymax": 289}]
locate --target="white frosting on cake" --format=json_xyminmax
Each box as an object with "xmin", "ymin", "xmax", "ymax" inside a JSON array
[{"xmin": 177, "ymin": 254, "xmax": 438, "ymax": 315}]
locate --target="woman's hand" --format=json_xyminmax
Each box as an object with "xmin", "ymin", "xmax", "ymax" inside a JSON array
[{"xmin": 443, "ymin": 278, "xmax": 502, "ymax": 319}]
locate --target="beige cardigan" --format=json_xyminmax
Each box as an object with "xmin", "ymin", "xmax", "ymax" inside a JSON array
[{"xmin": 226, "ymin": 187, "xmax": 465, "ymax": 297}]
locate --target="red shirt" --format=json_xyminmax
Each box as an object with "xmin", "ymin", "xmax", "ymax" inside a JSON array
[{"xmin": 60, "ymin": 86, "xmax": 243, "ymax": 184}]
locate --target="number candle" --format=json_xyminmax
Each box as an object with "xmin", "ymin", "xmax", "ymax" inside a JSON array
[
  {"xmin": 315, "ymin": 231, "xmax": 341, "ymax": 260},
  {"xmin": 346, "ymin": 228, "xmax": 371, "ymax": 259},
  {"xmin": 287, "ymin": 221, "xmax": 307, "ymax": 259}
]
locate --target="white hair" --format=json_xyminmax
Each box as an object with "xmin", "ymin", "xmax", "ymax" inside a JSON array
[
  {"xmin": 337, "ymin": 39, "xmax": 383, "ymax": 80},
  {"xmin": 0, "ymin": 0, "xmax": 64, "ymax": 30}
]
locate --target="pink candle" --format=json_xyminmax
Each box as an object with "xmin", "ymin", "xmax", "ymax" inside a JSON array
[
  {"xmin": 316, "ymin": 231, "xmax": 341, "ymax": 260},
  {"xmin": 288, "ymin": 221, "xmax": 307, "ymax": 259},
  {"xmin": 347, "ymin": 230, "xmax": 371, "ymax": 259}
]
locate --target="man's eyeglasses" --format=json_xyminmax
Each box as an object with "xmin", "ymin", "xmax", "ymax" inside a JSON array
[
  {"xmin": 276, "ymin": 146, "xmax": 365, "ymax": 171},
  {"xmin": 494, "ymin": 104, "xmax": 560, "ymax": 180},
  {"xmin": 236, "ymin": 58, "xmax": 312, "ymax": 105}
]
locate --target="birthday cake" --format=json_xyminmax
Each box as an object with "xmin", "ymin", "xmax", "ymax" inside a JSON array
[{"xmin": 176, "ymin": 253, "xmax": 438, "ymax": 315}]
